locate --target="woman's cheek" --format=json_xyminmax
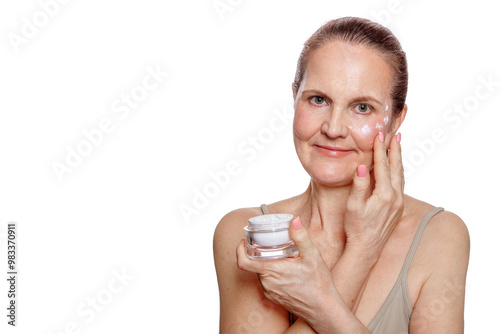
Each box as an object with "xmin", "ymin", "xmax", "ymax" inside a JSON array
[
  {"xmin": 293, "ymin": 107, "xmax": 317, "ymax": 141},
  {"xmin": 348, "ymin": 120, "xmax": 387, "ymax": 151}
]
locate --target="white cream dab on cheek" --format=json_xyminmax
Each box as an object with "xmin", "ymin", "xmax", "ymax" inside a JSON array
[
  {"xmin": 376, "ymin": 123, "xmax": 384, "ymax": 131},
  {"xmin": 384, "ymin": 115, "xmax": 389, "ymax": 125},
  {"xmin": 361, "ymin": 124, "xmax": 372, "ymax": 135}
]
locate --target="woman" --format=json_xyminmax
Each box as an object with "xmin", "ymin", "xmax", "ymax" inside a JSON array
[{"xmin": 213, "ymin": 17, "xmax": 469, "ymax": 333}]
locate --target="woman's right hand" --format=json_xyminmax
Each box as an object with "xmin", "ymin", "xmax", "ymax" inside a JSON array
[{"xmin": 343, "ymin": 131, "xmax": 404, "ymax": 261}]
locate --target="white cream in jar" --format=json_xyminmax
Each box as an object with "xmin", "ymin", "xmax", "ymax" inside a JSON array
[{"xmin": 244, "ymin": 213, "xmax": 298, "ymax": 260}]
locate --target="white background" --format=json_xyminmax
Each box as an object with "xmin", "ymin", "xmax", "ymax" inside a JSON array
[{"xmin": 1, "ymin": 0, "xmax": 499, "ymax": 333}]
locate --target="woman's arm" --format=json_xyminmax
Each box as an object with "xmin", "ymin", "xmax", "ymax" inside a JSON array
[
  {"xmin": 332, "ymin": 132, "xmax": 405, "ymax": 311},
  {"xmin": 409, "ymin": 212, "xmax": 470, "ymax": 333},
  {"xmin": 329, "ymin": 247, "xmax": 376, "ymax": 311},
  {"xmin": 215, "ymin": 211, "xmax": 373, "ymax": 334},
  {"xmin": 236, "ymin": 217, "xmax": 371, "ymax": 334},
  {"xmin": 214, "ymin": 209, "xmax": 290, "ymax": 333}
]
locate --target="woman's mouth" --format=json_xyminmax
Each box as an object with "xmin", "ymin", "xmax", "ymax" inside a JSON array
[{"xmin": 314, "ymin": 145, "xmax": 354, "ymax": 158}]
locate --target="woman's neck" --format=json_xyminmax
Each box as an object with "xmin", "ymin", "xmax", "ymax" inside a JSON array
[{"xmin": 296, "ymin": 178, "xmax": 372, "ymax": 235}]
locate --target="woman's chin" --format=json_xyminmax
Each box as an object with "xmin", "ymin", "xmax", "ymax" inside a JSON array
[
  {"xmin": 299, "ymin": 157, "xmax": 371, "ymax": 187},
  {"xmin": 309, "ymin": 172, "xmax": 355, "ymax": 187}
]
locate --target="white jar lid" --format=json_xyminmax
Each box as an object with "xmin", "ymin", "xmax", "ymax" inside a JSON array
[{"xmin": 247, "ymin": 214, "xmax": 294, "ymax": 231}]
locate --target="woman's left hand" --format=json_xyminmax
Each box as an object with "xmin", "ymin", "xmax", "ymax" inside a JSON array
[
  {"xmin": 236, "ymin": 216, "xmax": 336, "ymax": 330},
  {"xmin": 343, "ymin": 132, "xmax": 405, "ymax": 258}
]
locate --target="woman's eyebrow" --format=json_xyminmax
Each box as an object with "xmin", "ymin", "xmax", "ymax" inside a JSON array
[
  {"xmin": 301, "ymin": 89, "xmax": 332, "ymax": 100},
  {"xmin": 349, "ymin": 96, "xmax": 384, "ymax": 107}
]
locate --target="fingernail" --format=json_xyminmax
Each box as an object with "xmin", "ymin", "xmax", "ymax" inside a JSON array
[
  {"xmin": 292, "ymin": 217, "xmax": 302, "ymax": 230},
  {"xmin": 357, "ymin": 165, "xmax": 367, "ymax": 177},
  {"xmin": 379, "ymin": 132, "xmax": 385, "ymax": 142},
  {"xmin": 396, "ymin": 132, "xmax": 401, "ymax": 143}
]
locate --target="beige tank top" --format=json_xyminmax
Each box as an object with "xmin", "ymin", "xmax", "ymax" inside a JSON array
[{"xmin": 260, "ymin": 204, "xmax": 444, "ymax": 333}]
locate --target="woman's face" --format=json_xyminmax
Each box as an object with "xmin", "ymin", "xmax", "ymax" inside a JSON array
[{"xmin": 293, "ymin": 41, "xmax": 404, "ymax": 186}]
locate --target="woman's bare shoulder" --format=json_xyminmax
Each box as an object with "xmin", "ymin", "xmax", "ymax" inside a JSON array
[
  {"xmin": 213, "ymin": 207, "xmax": 262, "ymax": 264},
  {"xmin": 420, "ymin": 207, "xmax": 470, "ymax": 261},
  {"xmin": 214, "ymin": 207, "xmax": 262, "ymax": 237},
  {"xmin": 213, "ymin": 206, "xmax": 291, "ymax": 332},
  {"xmin": 403, "ymin": 194, "xmax": 469, "ymax": 242},
  {"xmin": 404, "ymin": 194, "xmax": 470, "ymax": 272}
]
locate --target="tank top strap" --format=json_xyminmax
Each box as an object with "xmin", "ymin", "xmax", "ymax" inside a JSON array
[
  {"xmin": 399, "ymin": 207, "xmax": 444, "ymax": 278},
  {"xmin": 367, "ymin": 206, "xmax": 445, "ymax": 330}
]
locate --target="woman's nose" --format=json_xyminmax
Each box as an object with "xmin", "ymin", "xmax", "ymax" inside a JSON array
[{"xmin": 320, "ymin": 107, "xmax": 348, "ymax": 139}]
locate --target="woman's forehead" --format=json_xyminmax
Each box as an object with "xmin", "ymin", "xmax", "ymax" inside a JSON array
[{"xmin": 304, "ymin": 41, "xmax": 393, "ymax": 100}]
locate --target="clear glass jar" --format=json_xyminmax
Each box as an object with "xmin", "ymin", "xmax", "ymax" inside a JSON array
[{"xmin": 244, "ymin": 213, "xmax": 298, "ymax": 260}]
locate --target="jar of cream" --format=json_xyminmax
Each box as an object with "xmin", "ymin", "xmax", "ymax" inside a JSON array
[{"xmin": 244, "ymin": 213, "xmax": 298, "ymax": 260}]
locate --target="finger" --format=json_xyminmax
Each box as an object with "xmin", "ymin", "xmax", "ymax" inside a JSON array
[
  {"xmin": 348, "ymin": 165, "xmax": 371, "ymax": 205},
  {"xmin": 236, "ymin": 239, "xmax": 263, "ymax": 274},
  {"xmin": 373, "ymin": 131, "xmax": 391, "ymax": 190},
  {"xmin": 288, "ymin": 217, "xmax": 316, "ymax": 257},
  {"xmin": 388, "ymin": 132, "xmax": 404, "ymax": 192}
]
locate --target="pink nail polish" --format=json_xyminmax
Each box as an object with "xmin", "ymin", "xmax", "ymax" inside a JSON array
[
  {"xmin": 379, "ymin": 132, "xmax": 384, "ymax": 142},
  {"xmin": 357, "ymin": 165, "xmax": 367, "ymax": 177},
  {"xmin": 292, "ymin": 217, "xmax": 302, "ymax": 230},
  {"xmin": 397, "ymin": 132, "xmax": 401, "ymax": 143}
]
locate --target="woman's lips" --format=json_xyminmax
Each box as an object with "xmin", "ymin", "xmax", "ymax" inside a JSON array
[{"xmin": 314, "ymin": 145, "xmax": 354, "ymax": 158}]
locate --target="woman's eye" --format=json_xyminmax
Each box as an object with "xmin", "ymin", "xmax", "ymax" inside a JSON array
[
  {"xmin": 311, "ymin": 96, "xmax": 326, "ymax": 106},
  {"xmin": 355, "ymin": 103, "xmax": 371, "ymax": 113}
]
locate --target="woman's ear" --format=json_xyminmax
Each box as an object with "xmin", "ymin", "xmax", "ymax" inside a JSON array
[{"xmin": 388, "ymin": 104, "xmax": 407, "ymax": 137}]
